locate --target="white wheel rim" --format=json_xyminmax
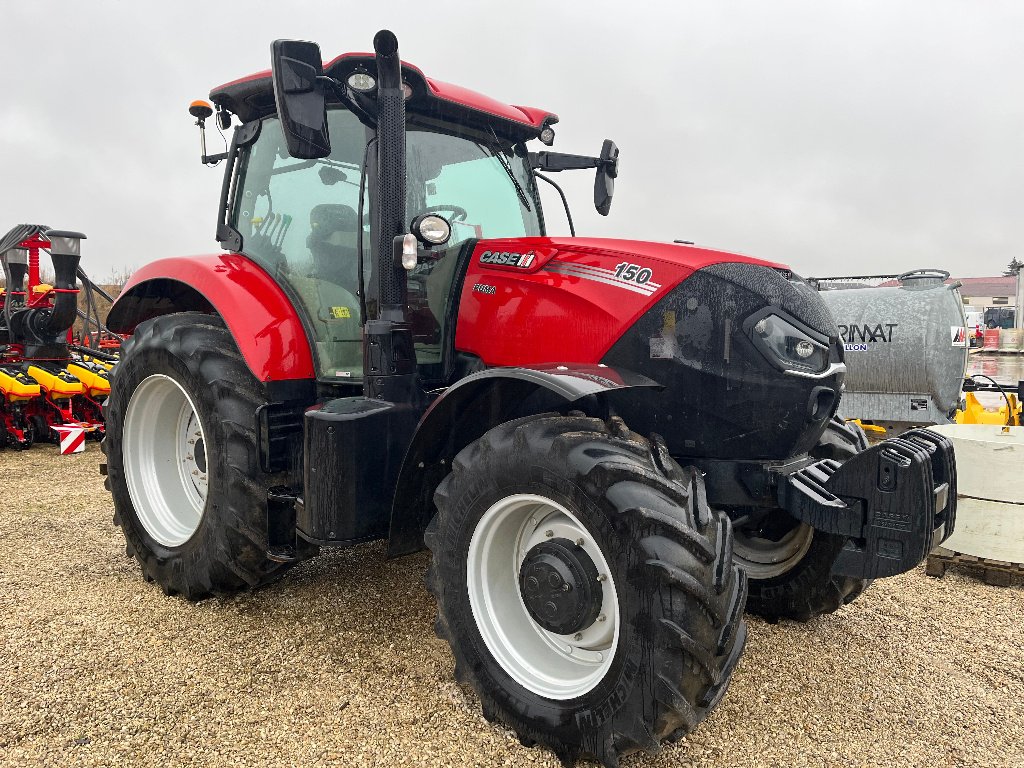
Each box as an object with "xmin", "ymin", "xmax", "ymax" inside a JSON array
[
  {"xmin": 123, "ymin": 374, "xmax": 209, "ymax": 547},
  {"xmin": 467, "ymin": 494, "xmax": 620, "ymax": 700},
  {"xmin": 733, "ymin": 520, "xmax": 814, "ymax": 579}
]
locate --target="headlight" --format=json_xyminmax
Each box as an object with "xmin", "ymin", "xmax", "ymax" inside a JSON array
[
  {"xmin": 411, "ymin": 214, "xmax": 452, "ymax": 246},
  {"xmin": 750, "ymin": 314, "xmax": 829, "ymax": 374}
]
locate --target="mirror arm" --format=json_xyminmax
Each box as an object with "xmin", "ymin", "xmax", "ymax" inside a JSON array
[
  {"xmin": 202, "ymin": 151, "xmax": 229, "ymax": 165},
  {"xmin": 529, "ymin": 151, "xmax": 602, "ymax": 173}
]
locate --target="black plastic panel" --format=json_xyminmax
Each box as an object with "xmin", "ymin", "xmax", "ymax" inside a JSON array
[
  {"xmin": 602, "ymin": 263, "xmax": 844, "ymax": 461},
  {"xmin": 299, "ymin": 397, "xmax": 419, "ymax": 545}
]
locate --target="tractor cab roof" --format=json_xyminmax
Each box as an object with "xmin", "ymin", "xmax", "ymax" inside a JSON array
[{"xmin": 211, "ymin": 52, "xmax": 558, "ymax": 142}]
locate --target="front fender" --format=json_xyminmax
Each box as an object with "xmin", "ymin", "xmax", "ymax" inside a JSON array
[
  {"xmin": 386, "ymin": 364, "xmax": 659, "ymax": 556},
  {"xmin": 107, "ymin": 254, "xmax": 314, "ymax": 382}
]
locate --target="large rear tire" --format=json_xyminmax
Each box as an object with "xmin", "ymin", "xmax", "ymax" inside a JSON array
[
  {"xmin": 736, "ymin": 417, "xmax": 871, "ymax": 621},
  {"xmin": 102, "ymin": 312, "xmax": 296, "ymax": 599},
  {"xmin": 425, "ymin": 413, "xmax": 747, "ymax": 767}
]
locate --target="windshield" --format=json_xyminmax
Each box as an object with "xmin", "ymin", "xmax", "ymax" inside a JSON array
[{"xmin": 406, "ymin": 118, "xmax": 542, "ymax": 247}]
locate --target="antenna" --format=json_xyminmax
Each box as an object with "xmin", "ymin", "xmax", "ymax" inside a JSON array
[{"xmin": 188, "ymin": 100, "xmax": 226, "ymax": 165}]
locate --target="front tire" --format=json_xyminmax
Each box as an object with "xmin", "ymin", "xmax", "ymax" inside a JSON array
[
  {"xmin": 102, "ymin": 312, "xmax": 297, "ymax": 599},
  {"xmin": 425, "ymin": 413, "xmax": 747, "ymax": 767},
  {"xmin": 736, "ymin": 417, "xmax": 871, "ymax": 621}
]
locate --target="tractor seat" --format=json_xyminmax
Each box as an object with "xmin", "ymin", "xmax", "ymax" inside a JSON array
[
  {"xmin": 307, "ymin": 204, "xmax": 360, "ymax": 291},
  {"xmin": 308, "ymin": 204, "xmax": 358, "ymax": 251}
]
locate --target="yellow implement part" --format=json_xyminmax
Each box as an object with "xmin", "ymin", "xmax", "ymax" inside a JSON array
[
  {"xmin": 956, "ymin": 392, "xmax": 1021, "ymax": 426},
  {"xmin": 850, "ymin": 418, "xmax": 887, "ymax": 436},
  {"xmin": 66, "ymin": 362, "xmax": 111, "ymax": 398},
  {"xmin": 83, "ymin": 355, "xmax": 116, "ymax": 370},
  {"xmin": 26, "ymin": 364, "xmax": 85, "ymax": 398},
  {"xmin": 0, "ymin": 367, "xmax": 41, "ymax": 401}
]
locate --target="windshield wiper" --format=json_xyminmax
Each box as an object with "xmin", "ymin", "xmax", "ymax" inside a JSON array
[{"xmin": 479, "ymin": 129, "xmax": 532, "ymax": 211}]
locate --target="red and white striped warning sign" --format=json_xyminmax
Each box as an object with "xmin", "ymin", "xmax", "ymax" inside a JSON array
[{"xmin": 52, "ymin": 425, "xmax": 86, "ymax": 455}]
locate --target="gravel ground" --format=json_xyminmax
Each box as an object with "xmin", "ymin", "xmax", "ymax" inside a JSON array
[{"xmin": 2, "ymin": 443, "xmax": 1022, "ymax": 767}]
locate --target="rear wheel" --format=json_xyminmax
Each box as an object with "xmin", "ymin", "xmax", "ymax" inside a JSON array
[
  {"xmin": 102, "ymin": 312, "xmax": 299, "ymax": 598},
  {"xmin": 425, "ymin": 413, "xmax": 747, "ymax": 767},
  {"xmin": 735, "ymin": 418, "xmax": 871, "ymax": 621}
]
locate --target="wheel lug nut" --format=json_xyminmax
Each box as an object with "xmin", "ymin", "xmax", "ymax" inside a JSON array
[
  {"xmin": 597, "ymin": 574, "xmax": 607, "ymax": 582},
  {"xmin": 575, "ymin": 538, "xmax": 584, "ymax": 547},
  {"xmin": 544, "ymin": 529, "xmax": 553, "ymax": 538},
  {"xmin": 597, "ymin": 614, "xmax": 606, "ymax": 622},
  {"xmin": 573, "ymin": 632, "xmax": 582, "ymax": 641}
]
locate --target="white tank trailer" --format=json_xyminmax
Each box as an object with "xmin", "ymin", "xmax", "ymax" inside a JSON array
[{"xmin": 814, "ymin": 269, "xmax": 968, "ymax": 434}]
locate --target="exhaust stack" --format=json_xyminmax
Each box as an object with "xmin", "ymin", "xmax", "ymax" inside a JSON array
[{"xmin": 372, "ymin": 29, "xmax": 407, "ymax": 321}]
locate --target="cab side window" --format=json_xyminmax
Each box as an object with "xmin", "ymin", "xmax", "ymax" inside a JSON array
[{"xmin": 233, "ymin": 112, "xmax": 370, "ymax": 380}]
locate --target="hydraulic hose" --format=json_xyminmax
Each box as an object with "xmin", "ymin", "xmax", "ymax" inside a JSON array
[{"xmin": 967, "ymin": 374, "xmax": 1017, "ymax": 427}]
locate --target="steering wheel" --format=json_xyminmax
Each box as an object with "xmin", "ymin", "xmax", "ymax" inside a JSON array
[{"xmin": 420, "ymin": 204, "xmax": 468, "ymax": 222}]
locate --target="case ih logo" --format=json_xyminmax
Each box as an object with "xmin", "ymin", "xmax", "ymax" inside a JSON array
[{"xmin": 479, "ymin": 250, "xmax": 536, "ymax": 269}]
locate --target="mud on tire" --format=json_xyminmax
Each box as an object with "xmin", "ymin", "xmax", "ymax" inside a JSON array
[
  {"xmin": 102, "ymin": 312, "xmax": 300, "ymax": 599},
  {"xmin": 425, "ymin": 413, "xmax": 747, "ymax": 767}
]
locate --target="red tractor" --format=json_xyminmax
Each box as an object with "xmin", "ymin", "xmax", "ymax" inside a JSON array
[{"xmin": 101, "ymin": 31, "xmax": 956, "ymax": 767}]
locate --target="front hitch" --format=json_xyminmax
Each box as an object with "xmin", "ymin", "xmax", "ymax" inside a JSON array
[{"xmin": 778, "ymin": 429, "xmax": 956, "ymax": 579}]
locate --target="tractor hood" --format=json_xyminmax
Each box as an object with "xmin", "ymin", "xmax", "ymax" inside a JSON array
[
  {"xmin": 455, "ymin": 236, "xmax": 844, "ymax": 461},
  {"xmin": 455, "ymin": 236, "xmax": 792, "ymax": 370}
]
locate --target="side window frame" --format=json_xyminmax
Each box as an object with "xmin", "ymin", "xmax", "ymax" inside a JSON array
[{"xmin": 218, "ymin": 120, "xmax": 263, "ymax": 253}]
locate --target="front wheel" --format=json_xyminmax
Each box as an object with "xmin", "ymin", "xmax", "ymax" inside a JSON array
[
  {"xmin": 734, "ymin": 417, "xmax": 872, "ymax": 621},
  {"xmin": 425, "ymin": 413, "xmax": 747, "ymax": 767},
  {"xmin": 102, "ymin": 312, "xmax": 300, "ymax": 599}
]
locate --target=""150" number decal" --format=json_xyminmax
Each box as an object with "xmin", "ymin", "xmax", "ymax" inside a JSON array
[{"xmin": 613, "ymin": 262, "xmax": 653, "ymax": 284}]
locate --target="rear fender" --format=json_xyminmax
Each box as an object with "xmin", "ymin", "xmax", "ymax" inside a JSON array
[
  {"xmin": 106, "ymin": 254, "xmax": 315, "ymax": 385},
  {"xmin": 386, "ymin": 364, "xmax": 659, "ymax": 556}
]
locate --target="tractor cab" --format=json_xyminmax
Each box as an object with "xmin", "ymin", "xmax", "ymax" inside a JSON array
[
  {"xmin": 193, "ymin": 42, "xmax": 617, "ymax": 391},
  {"xmin": 227, "ymin": 106, "xmax": 542, "ymax": 382},
  {"xmin": 199, "ymin": 47, "xmax": 609, "ymax": 389}
]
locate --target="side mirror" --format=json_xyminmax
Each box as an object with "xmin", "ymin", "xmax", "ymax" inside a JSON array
[
  {"xmin": 594, "ymin": 139, "xmax": 619, "ymax": 216},
  {"xmin": 270, "ymin": 39, "xmax": 331, "ymax": 159}
]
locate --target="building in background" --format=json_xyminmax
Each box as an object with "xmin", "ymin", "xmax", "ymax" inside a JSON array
[{"xmin": 954, "ymin": 276, "xmax": 1017, "ymax": 329}]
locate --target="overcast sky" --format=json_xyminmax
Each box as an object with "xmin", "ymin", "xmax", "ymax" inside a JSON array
[{"xmin": 1, "ymin": 1, "xmax": 1021, "ymax": 281}]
